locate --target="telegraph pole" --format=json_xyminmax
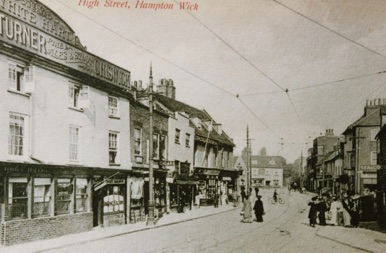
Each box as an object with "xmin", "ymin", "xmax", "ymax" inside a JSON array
[
  {"xmin": 246, "ymin": 126, "xmax": 253, "ymax": 193},
  {"xmin": 147, "ymin": 63, "xmax": 155, "ymax": 226}
]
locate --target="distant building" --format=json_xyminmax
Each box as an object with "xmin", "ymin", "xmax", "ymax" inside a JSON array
[{"xmin": 235, "ymin": 148, "xmax": 286, "ymax": 189}]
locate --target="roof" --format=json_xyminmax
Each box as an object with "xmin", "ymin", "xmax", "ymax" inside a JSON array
[
  {"xmin": 318, "ymin": 151, "xmax": 339, "ymax": 165},
  {"xmin": 154, "ymin": 94, "xmax": 235, "ymax": 147},
  {"xmin": 249, "ymin": 155, "xmax": 287, "ymax": 168},
  {"xmin": 343, "ymin": 105, "xmax": 386, "ymax": 134}
]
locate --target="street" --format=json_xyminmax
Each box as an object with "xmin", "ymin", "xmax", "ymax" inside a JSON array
[{"xmin": 44, "ymin": 189, "xmax": 367, "ymax": 253}]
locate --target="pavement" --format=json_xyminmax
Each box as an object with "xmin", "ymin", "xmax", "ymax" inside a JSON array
[{"xmin": 1, "ymin": 198, "xmax": 385, "ymax": 253}]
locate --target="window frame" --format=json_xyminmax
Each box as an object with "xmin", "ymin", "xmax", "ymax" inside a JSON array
[
  {"xmin": 8, "ymin": 112, "xmax": 26, "ymax": 157},
  {"xmin": 175, "ymin": 129, "xmax": 181, "ymax": 144},
  {"xmin": 75, "ymin": 178, "xmax": 88, "ymax": 213},
  {"xmin": 134, "ymin": 127, "xmax": 142, "ymax": 156},
  {"xmin": 185, "ymin": 133, "xmax": 190, "ymax": 147},
  {"xmin": 8, "ymin": 178, "xmax": 28, "ymax": 219},
  {"xmin": 33, "ymin": 178, "xmax": 52, "ymax": 217},
  {"xmin": 69, "ymin": 125, "xmax": 80, "ymax": 162},
  {"xmin": 108, "ymin": 96, "xmax": 119, "ymax": 118},
  {"xmin": 55, "ymin": 178, "xmax": 73, "ymax": 215},
  {"xmin": 68, "ymin": 83, "xmax": 82, "ymax": 109},
  {"xmin": 109, "ymin": 131, "xmax": 119, "ymax": 165}
]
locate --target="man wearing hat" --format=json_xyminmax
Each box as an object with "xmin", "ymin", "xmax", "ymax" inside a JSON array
[
  {"xmin": 308, "ymin": 196, "xmax": 318, "ymax": 227},
  {"xmin": 317, "ymin": 196, "xmax": 327, "ymax": 226},
  {"xmin": 253, "ymin": 195, "xmax": 265, "ymax": 222}
]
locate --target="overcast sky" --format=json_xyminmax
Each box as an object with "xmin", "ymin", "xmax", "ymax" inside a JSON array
[{"xmin": 41, "ymin": 0, "xmax": 386, "ymax": 163}]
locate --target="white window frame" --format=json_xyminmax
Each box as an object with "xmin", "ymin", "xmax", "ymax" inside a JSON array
[
  {"xmin": 8, "ymin": 112, "xmax": 27, "ymax": 158},
  {"xmin": 69, "ymin": 125, "xmax": 80, "ymax": 162},
  {"xmin": 134, "ymin": 127, "xmax": 142, "ymax": 156},
  {"xmin": 108, "ymin": 96, "xmax": 119, "ymax": 118},
  {"xmin": 69, "ymin": 83, "xmax": 81, "ymax": 109},
  {"xmin": 8, "ymin": 63, "xmax": 26, "ymax": 92},
  {"xmin": 109, "ymin": 131, "xmax": 119, "ymax": 165}
]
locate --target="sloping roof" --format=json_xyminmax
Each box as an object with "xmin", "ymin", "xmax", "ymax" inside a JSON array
[
  {"xmin": 250, "ymin": 155, "xmax": 287, "ymax": 168},
  {"xmin": 343, "ymin": 106, "xmax": 386, "ymax": 134},
  {"xmin": 316, "ymin": 151, "xmax": 334, "ymax": 166},
  {"xmin": 154, "ymin": 94, "xmax": 235, "ymax": 147}
]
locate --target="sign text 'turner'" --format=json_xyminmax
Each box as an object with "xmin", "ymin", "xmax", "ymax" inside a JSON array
[{"xmin": 0, "ymin": 0, "xmax": 130, "ymax": 88}]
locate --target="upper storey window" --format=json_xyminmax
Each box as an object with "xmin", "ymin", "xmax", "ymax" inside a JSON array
[
  {"xmin": 108, "ymin": 96, "xmax": 119, "ymax": 118},
  {"xmin": 8, "ymin": 63, "xmax": 35, "ymax": 93}
]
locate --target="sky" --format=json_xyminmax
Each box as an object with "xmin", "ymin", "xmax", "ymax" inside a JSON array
[{"xmin": 40, "ymin": 0, "xmax": 386, "ymax": 163}]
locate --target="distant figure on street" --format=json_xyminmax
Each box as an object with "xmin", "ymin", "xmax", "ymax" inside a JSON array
[
  {"xmin": 241, "ymin": 194, "xmax": 253, "ymax": 223},
  {"xmin": 253, "ymin": 195, "xmax": 265, "ymax": 222},
  {"xmin": 213, "ymin": 192, "xmax": 219, "ymax": 208},
  {"xmin": 342, "ymin": 194, "xmax": 352, "ymax": 227},
  {"xmin": 350, "ymin": 195, "xmax": 360, "ymax": 228},
  {"xmin": 308, "ymin": 196, "xmax": 318, "ymax": 227},
  {"xmin": 317, "ymin": 196, "xmax": 327, "ymax": 226},
  {"xmin": 241, "ymin": 187, "xmax": 247, "ymax": 203},
  {"xmin": 231, "ymin": 189, "xmax": 239, "ymax": 207},
  {"xmin": 273, "ymin": 189, "xmax": 278, "ymax": 203}
]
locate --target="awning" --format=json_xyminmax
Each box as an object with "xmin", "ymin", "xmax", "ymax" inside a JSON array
[
  {"xmin": 176, "ymin": 180, "xmax": 199, "ymax": 185},
  {"xmin": 222, "ymin": 177, "xmax": 231, "ymax": 181}
]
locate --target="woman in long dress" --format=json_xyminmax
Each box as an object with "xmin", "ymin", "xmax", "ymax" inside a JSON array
[
  {"xmin": 329, "ymin": 196, "xmax": 343, "ymax": 226},
  {"xmin": 241, "ymin": 194, "xmax": 253, "ymax": 223}
]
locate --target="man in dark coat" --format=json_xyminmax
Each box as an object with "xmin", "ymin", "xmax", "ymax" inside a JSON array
[
  {"xmin": 253, "ymin": 195, "xmax": 265, "ymax": 222},
  {"xmin": 308, "ymin": 196, "xmax": 318, "ymax": 227},
  {"xmin": 317, "ymin": 196, "xmax": 327, "ymax": 226}
]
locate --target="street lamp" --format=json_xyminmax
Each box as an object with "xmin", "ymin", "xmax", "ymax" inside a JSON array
[{"xmin": 147, "ymin": 64, "xmax": 155, "ymax": 226}]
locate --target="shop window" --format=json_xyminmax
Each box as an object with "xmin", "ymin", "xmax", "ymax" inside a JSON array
[
  {"xmin": 103, "ymin": 185, "xmax": 124, "ymax": 213},
  {"xmin": 69, "ymin": 125, "xmax": 80, "ymax": 162},
  {"xmin": 108, "ymin": 96, "xmax": 119, "ymax": 118},
  {"xmin": 8, "ymin": 178, "xmax": 28, "ymax": 219},
  {"xmin": 75, "ymin": 178, "xmax": 88, "ymax": 212},
  {"xmin": 109, "ymin": 132, "xmax": 119, "ymax": 164},
  {"xmin": 8, "ymin": 113, "xmax": 26, "ymax": 156},
  {"xmin": 175, "ymin": 129, "xmax": 180, "ymax": 144},
  {"xmin": 56, "ymin": 178, "xmax": 73, "ymax": 215},
  {"xmin": 33, "ymin": 178, "xmax": 51, "ymax": 217}
]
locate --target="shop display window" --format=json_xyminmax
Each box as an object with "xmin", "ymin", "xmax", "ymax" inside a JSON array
[
  {"xmin": 103, "ymin": 185, "xmax": 124, "ymax": 213},
  {"xmin": 56, "ymin": 178, "xmax": 73, "ymax": 215},
  {"xmin": 8, "ymin": 178, "xmax": 28, "ymax": 219},
  {"xmin": 33, "ymin": 178, "xmax": 51, "ymax": 217},
  {"xmin": 75, "ymin": 178, "xmax": 88, "ymax": 212}
]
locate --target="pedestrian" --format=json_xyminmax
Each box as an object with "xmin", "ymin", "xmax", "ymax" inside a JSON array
[
  {"xmin": 231, "ymin": 189, "xmax": 239, "ymax": 207},
  {"xmin": 241, "ymin": 187, "xmax": 246, "ymax": 203},
  {"xmin": 213, "ymin": 192, "xmax": 219, "ymax": 208},
  {"xmin": 342, "ymin": 193, "xmax": 352, "ymax": 227},
  {"xmin": 253, "ymin": 195, "xmax": 265, "ymax": 222},
  {"xmin": 273, "ymin": 189, "xmax": 278, "ymax": 203},
  {"xmin": 350, "ymin": 195, "xmax": 360, "ymax": 228},
  {"xmin": 308, "ymin": 196, "xmax": 318, "ymax": 227},
  {"xmin": 241, "ymin": 194, "xmax": 253, "ymax": 223},
  {"xmin": 317, "ymin": 196, "xmax": 327, "ymax": 226},
  {"xmin": 329, "ymin": 196, "xmax": 343, "ymax": 226}
]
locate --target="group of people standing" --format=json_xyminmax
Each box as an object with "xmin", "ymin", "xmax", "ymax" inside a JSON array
[
  {"xmin": 308, "ymin": 193, "xmax": 360, "ymax": 228},
  {"xmin": 240, "ymin": 187, "xmax": 265, "ymax": 223}
]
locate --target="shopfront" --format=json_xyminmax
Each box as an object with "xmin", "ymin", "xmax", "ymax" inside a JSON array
[
  {"xmin": 194, "ymin": 168, "xmax": 220, "ymax": 206},
  {"xmin": 0, "ymin": 162, "xmax": 94, "ymax": 245}
]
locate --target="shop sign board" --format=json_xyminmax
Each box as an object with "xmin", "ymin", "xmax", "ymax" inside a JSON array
[
  {"xmin": 0, "ymin": 1, "xmax": 131, "ymax": 88},
  {"xmin": 159, "ymin": 160, "xmax": 175, "ymax": 166}
]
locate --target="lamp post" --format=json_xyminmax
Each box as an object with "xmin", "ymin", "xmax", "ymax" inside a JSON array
[{"xmin": 147, "ymin": 64, "xmax": 155, "ymax": 226}]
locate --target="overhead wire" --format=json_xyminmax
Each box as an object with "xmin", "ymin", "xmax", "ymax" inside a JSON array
[{"xmin": 272, "ymin": 0, "xmax": 386, "ymax": 60}]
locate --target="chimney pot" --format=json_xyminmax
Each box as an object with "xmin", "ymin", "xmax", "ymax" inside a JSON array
[{"xmin": 138, "ymin": 80, "xmax": 142, "ymax": 90}]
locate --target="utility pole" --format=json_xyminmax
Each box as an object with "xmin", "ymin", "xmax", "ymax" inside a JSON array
[
  {"xmin": 246, "ymin": 126, "xmax": 253, "ymax": 193},
  {"xmin": 147, "ymin": 63, "xmax": 155, "ymax": 226},
  {"xmin": 300, "ymin": 150, "xmax": 303, "ymax": 190}
]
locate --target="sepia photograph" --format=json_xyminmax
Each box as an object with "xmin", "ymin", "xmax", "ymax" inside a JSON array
[{"xmin": 0, "ymin": 0, "xmax": 386, "ymax": 252}]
